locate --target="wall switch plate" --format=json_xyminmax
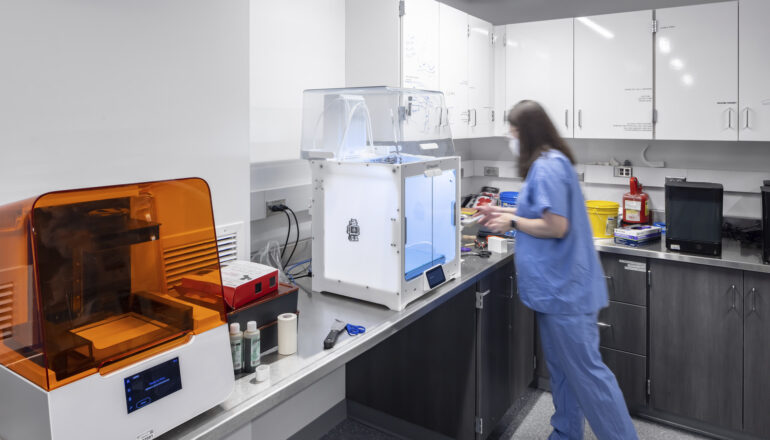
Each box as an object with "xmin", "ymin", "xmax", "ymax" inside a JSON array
[
  {"xmin": 266, "ymin": 199, "xmax": 286, "ymax": 216},
  {"xmin": 484, "ymin": 166, "xmax": 499, "ymax": 177},
  {"xmin": 614, "ymin": 166, "xmax": 633, "ymax": 178}
]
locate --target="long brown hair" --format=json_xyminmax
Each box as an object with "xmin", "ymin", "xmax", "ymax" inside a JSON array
[{"xmin": 507, "ymin": 100, "xmax": 576, "ymax": 178}]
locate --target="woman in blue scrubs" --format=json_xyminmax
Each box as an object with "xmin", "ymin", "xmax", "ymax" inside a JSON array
[{"xmin": 477, "ymin": 101, "xmax": 638, "ymax": 440}]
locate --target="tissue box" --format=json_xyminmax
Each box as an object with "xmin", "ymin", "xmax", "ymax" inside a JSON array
[{"xmin": 488, "ymin": 235, "xmax": 511, "ymax": 253}]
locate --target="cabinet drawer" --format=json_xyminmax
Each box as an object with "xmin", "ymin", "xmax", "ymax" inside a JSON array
[
  {"xmin": 600, "ymin": 253, "xmax": 647, "ymax": 306},
  {"xmin": 600, "ymin": 347, "xmax": 647, "ymax": 410},
  {"xmin": 598, "ymin": 301, "xmax": 646, "ymax": 356}
]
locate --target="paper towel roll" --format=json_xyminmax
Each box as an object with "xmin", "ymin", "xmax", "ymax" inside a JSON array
[
  {"xmin": 255, "ymin": 364, "xmax": 270, "ymax": 382},
  {"xmin": 277, "ymin": 313, "xmax": 297, "ymax": 355}
]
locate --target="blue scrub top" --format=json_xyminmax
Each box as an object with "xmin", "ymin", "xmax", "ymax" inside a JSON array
[{"xmin": 514, "ymin": 150, "xmax": 608, "ymax": 315}]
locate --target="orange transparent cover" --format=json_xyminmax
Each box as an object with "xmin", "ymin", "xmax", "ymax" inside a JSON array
[{"xmin": 0, "ymin": 178, "xmax": 227, "ymax": 391}]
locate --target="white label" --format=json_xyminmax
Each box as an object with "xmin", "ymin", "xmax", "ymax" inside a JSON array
[
  {"xmin": 137, "ymin": 430, "xmax": 154, "ymax": 440},
  {"xmin": 250, "ymin": 338, "xmax": 260, "ymax": 367},
  {"xmin": 671, "ymin": 244, "xmax": 681, "ymax": 250},
  {"xmin": 221, "ymin": 261, "xmax": 276, "ymax": 288},
  {"xmin": 420, "ymin": 142, "xmax": 439, "ymax": 150},
  {"xmin": 624, "ymin": 264, "xmax": 647, "ymax": 273},
  {"xmin": 231, "ymin": 340, "xmax": 243, "ymax": 370}
]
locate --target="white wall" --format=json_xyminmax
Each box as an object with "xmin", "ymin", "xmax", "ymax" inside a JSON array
[
  {"xmin": 250, "ymin": 0, "xmax": 346, "ymax": 163},
  {"xmin": 0, "ymin": 0, "xmax": 251, "ymax": 257}
]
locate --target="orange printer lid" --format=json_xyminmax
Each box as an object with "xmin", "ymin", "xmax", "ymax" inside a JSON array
[{"xmin": 0, "ymin": 178, "xmax": 227, "ymax": 391}]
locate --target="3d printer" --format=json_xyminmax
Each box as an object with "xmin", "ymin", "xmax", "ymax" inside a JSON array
[
  {"xmin": 301, "ymin": 86, "xmax": 461, "ymax": 311},
  {"xmin": 0, "ymin": 178, "xmax": 234, "ymax": 440}
]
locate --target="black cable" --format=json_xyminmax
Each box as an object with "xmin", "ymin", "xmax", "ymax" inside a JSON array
[
  {"xmin": 285, "ymin": 207, "xmax": 300, "ymax": 267},
  {"xmin": 279, "ymin": 209, "xmax": 291, "ymax": 263}
]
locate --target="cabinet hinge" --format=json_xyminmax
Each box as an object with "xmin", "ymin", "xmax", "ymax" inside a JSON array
[
  {"xmin": 490, "ymin": 32, "xmax": 496, "ymax": 46},
  {"xmin": 476, "ymin": 290, "xmax": 489, "ymax": 309},
  {"xmin": 491, "ymin": 110, "xmax": 495, "ymax": 122},
  {"xmin": 651, "ymin": 19, "xmax": 658, "ymax": 33},
  {"xmin": 533, "ymin": 355, "xmax": 537, "ymax": 370},
  {"xmin": 647, "ymin": 379, "xmax": 651, "ymax": 396},
  {"xmin": 475, "ymin": 417, "xmax": 483, "ymax": 434},
  {"xmin": 503, "ymin": 32, "xmax": 507, "ymax": 47},
  {"xmin": 399, "ymin": 0, "xmax": 405, "ymax": 17},
  {"xmin": 467, "ymin": 24, "xmax": 471, "ymax": 38}
]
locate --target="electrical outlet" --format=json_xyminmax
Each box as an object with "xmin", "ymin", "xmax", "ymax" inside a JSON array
[
  {"xmin": 484, "ymin": 166, "xmax": 499, "ymax": 177},
  {"xmin": 614, "ymin": 166, "xmax": 633, "ymax": 178},
  {"xmin": 266, "ymin": 199, "xmax": 286, "ymax": 216}
]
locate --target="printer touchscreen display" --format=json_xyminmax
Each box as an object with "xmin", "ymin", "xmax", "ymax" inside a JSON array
[{"xmin": 125, "ymin": 358, "xmax": 182, "ymax": 414}]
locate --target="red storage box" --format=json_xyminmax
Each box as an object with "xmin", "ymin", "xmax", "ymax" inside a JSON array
[{"xmin": 182, "ymin": 260, "xmax": 279, "ymax": 310}]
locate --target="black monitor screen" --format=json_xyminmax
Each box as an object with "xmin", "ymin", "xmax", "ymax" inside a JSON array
[
  {"xmin": 426, "ymin": 265, "xmax": 446, "ymax": 289},
  {"xmin": 124, "ymin": 357, "xmax": 182, "ymax": 414}
]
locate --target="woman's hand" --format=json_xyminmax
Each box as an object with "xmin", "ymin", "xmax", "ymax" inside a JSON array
[{"xmin": 478, "ymin": 211, "xmax": 515, "ymax": 234}]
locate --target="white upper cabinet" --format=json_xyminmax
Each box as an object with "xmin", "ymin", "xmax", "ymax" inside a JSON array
[
  {"xmin": 467, "ymin": 16, "xmax": 494, "ymax": 138},
  {"xmin": 439, "ymin": 3, "xmax": 469, "ymax": 139},
  {"xmin": 493, "ymin": 25, "xmax": 508, "ymax": 136},
  {"xmin": 739, "ymin": 0, "xmax": 770, "ymax": 141},
  {"xmin": 402, "ymin": 0, "xmax": 440, "ymax": 90},
  {"xmin": 506, "ymin": 18, "xmax": 573, "ymax": 138},
  {"xmin": 574, "ymin": 11, "xmax": 653, "ymax": 139},
  {"xmin": 654, "ymin": 1, "xmax": 738, "ymax": 141}
]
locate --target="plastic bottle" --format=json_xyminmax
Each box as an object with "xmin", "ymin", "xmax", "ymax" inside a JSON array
[
  {"xmin": 229, "ymin": 323, "xmax": 243, "ymax": 374},
  {"xmin": 243, "ymin": 321, "xmax": 261, "ymax": 373}
]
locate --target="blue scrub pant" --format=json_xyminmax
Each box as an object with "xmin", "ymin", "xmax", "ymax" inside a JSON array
[{"xmin": 537, "ymin": 312, "xmax": 638, "ymax": 440}]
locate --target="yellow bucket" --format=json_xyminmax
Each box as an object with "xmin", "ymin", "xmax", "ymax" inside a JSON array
[{"xmin": 586, "ymin": 200, "xmax": 619, "ymax": 238}]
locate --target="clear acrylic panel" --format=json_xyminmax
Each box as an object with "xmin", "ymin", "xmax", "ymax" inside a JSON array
[
  {"xmin": 432, "ymin": 169, "xmax": 457, "ymax": 266},
  {"xmin": 404, "ymin": 174, "xmax": 437, "ymax": 281}
]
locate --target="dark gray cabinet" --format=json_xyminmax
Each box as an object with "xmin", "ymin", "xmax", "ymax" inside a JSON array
[
  {"xmin": 346, "ymin": 285, "xmax": 478, "ymax": 439},
  {"xmin": 743, "ymin": 271, "xmax": 770, "ymax": 438},
  {"xmin": 346, "ymin": 259, "xmax": 533, "ymax": 440},
  {"xmin": 477, "ymin": 262, "xmax": 534, "ymax": 439},
  {"xmin": 600, "ymin": 253, "xmax": 647, "ymax": 306},
  {"xmin": 649, "ymin": 260, "xmax": 743, "ymax": 431}
]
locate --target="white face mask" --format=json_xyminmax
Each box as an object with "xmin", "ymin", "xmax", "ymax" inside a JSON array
[{"xmin": 508, "ymin": 137, "xmax": 520, "ymax": 157}]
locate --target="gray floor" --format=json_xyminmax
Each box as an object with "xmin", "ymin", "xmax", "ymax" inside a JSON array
[{"xmin": 323, "ymin": 390, "xmax": 711, "ymax": 439}]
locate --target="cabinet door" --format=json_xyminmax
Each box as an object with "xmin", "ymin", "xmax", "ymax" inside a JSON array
[
  {"xmin": 346, "ymin": 285, "xmax": 477, "ymax": 439},
  {"xmin": 654, "ymin": 2, "xmax": 738, "ymax": 141},
  {"xmin": 493, "ymin": 25, "xmax": 507, "ymax": 137},
  {"xmin": 506, "ymin": 18, "xmax": 573, "ymax": 138},
  {"xmin": 649, "ymin": 260, "xmax": 743, "ymax": 431},
  {"xmin": 402, "ymin": 0, "xmax": 439, "ymax": 90},
  {"xmin": 739, "ymin": 0, "xmax": 770, "ymax": 141},
  {"xmin": 478, "ymin": 262, "xmax": 515, "ymax": 439},
  {"xmin": 511, "ymin": 267, "xmax": 534, "ymax": 404},
  {"xmin": 467, "ymin": 16, "xmax": 494, "ymax": 139},
  {"xmin": 439, "ymin": 3, "xmax": 469, "ymax": 139},
  {"xmin": 743, "ymin": 271, "xmax": 770, "ymax": 438},
  {"xmin": 574, "ymin": 10, "xmax": 653, "ymax": 139},
  {"xmin": 600, "ymin": 347, "xmax": 647, "ymax": 411}
]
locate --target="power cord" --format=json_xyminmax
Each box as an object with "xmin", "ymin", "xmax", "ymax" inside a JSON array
[{"xmin": 269, "ymin": 204, "xmax": 301, "ymax": 268}]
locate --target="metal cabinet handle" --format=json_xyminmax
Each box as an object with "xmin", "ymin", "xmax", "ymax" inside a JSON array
[
  {"xmin": 604, "ymin": 275, "xmax": 615, "ymax": 297},
  {"xmin": 728, "ymin": 108, "xmax": 734, "ymax": 129},
  {"xmin": 729, "ymin": 284, "xmax": 737, "ymax": 311},
  {"xmin": 750, "ymin": 287, "xmax": 758, "ymax": 314},
  {"xmin": 565, "ymin": 109, "xmax": 569, "ymax": 128},
  {"xmin": 509, "ymin": 275, "xmax": 515, "ymax": 299},
  {"xmin": 597, "ymin": 322, "xmax": 612, "ymax": 329},
  {"xmin": 744, "ymin": 107, "xmax": 750, "ymax": 129},
  {"xmin": 472, "ymin": 109, "xmax": 478, "ymax": 127},
  {"xmin": 578, "ymin": 109, "xmax": 583, "ymax": 128}
]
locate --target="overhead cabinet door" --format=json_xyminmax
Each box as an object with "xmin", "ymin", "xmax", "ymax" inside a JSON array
[
  {"xmin": 467, "ymin": 15, "xmax": 494, "ymax": 138},
  {"xmin": 506, "ymin": 18, "xmax": 573, "ymax": 138},
  {"xmin": 439, "ymin": 3, "xmax": 469, "ymax": 139},
  {"xmin": 739, "ymin": 0, "xmax": 770, "ymax": 141},
  {"xmin": 402, "ymin": 0, "xmax": 440, "ymax": 90},
  {"xmin": 574, "ymin": 10, "xmax": 653, "ymax": 139},
  {"xmin": 654, "ymin": 1, "xmax": 738, "ymax": 141}
]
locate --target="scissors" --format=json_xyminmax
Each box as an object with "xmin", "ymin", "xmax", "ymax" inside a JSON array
[{"xmin": 346, "ymin": 323, "xmax": 366, "ymax": 336}]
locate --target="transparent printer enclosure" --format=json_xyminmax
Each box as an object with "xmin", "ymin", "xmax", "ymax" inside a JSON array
[{"xmin": 302, "ymin": 87, "xmax": 460, "ymax": 311}]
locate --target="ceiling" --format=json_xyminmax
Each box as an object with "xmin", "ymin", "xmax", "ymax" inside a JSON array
[{"xmin": 438, "ymin": 0, "xmax": 726, "ymax": 25}]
